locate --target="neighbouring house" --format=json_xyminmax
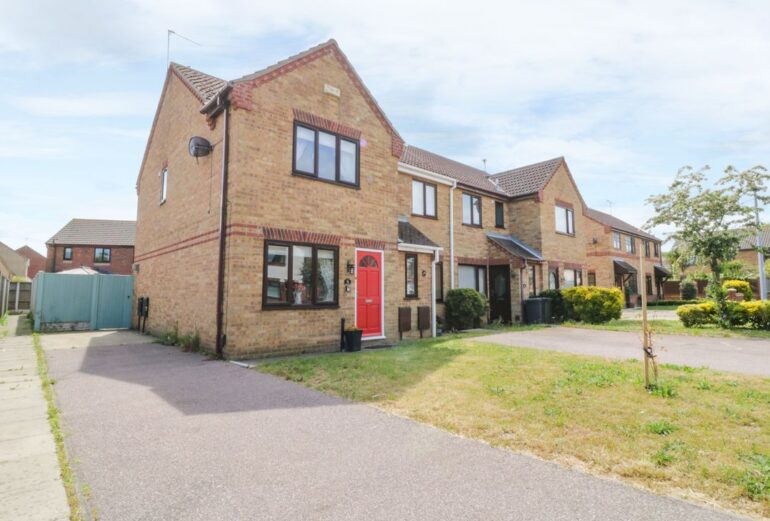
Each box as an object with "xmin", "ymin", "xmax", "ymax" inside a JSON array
[
  {"xmin": 736, "ymin": 224, "xmax": 769, "ymax": 270},
  {"xmin": 0, "ymin": 241, "xmax": 30, "ymax": 315},
  {"xmin": 15, "ymin": 245, "xmax": 45, "ymax": 279},
  {"xmin": 46, "ymin": 219, "xmax": 136, "ymax": 275},
  {"xmin": 584, "ymin": 209, "xmax": 667, "ymax": 305},
  {"xmin": 134, "ymin": 39, "xmax": 659, "ymax": 357}
]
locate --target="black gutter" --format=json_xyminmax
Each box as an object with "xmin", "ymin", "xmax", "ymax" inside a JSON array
[{"xmin": 212, "ymin": 91, "xmax": 231, "ymax": 358}]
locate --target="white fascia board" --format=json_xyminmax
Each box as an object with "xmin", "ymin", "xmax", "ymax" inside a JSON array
[
  {"xmin": 397, "ymin": 243, "xmax": 443, "ymax": 254},
  {"xmin": 398, "ymin": 163, "xmax": 456, "ymax": 187}
]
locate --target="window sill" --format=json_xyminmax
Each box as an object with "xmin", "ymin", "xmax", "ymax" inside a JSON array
[
  {"xmin": 94, "ymin": 262, "xmax": 111, "ymax": 265},
  {"xmin": 495, "ymin": 225, "xmax": 505, "ymax": 229},
  {"xmin": 411, "ymin": 213, "xmax": 438, "ymax": 220},
  {"xmin": 462, "ymin": 223, "xmax": 482, "ymax": 229},
  {"xmin": 292, "ymin": 171, "xmax": 360, "ymax": 190},
  {"xmin": 404, "ymin": 295, "xmax": 419, "ymax": 300},
  {"xmin": 261, "ymin": 304, "xmax": 340, "ymax": 311},
  {"xmin": 555, "ymin": 231, "xmax": 576, "ymax": 237}
]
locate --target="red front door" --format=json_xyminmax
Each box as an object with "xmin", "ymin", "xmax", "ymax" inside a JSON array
[{"xmin": 356, "ymin": 251, "xmax": 382, "ymax": 337}]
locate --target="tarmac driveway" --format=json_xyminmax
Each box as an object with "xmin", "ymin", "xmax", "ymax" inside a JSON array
[
  {"xmin": 480, "ymin": 327, "xmax": 770, "ymax": 377},
  {"xmin": 45, "ymin": 335, "xmax": 746, "ymax": 521}
]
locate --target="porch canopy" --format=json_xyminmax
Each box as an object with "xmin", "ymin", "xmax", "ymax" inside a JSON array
[
  {"xmin": 654, "ymin": 264, "xmax": 672, "ymax": 279},
  {"xmin": 486, "ymin": 232, "xmax": 543, "ymax": 262},
  {"xmin": 613, "ymin": 259, "xmax": 637, "ymax": 275}
]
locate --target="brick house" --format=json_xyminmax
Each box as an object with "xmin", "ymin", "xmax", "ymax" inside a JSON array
[
  {"xmin": 584, "ymin": 209, "xmax": 667, "ymax": 304},
  {"xmin": 134, "ymin": 39, "xmax": 659, "ymax": 357},
  {"xmin": 15, "ymin": 246, "xmax": 45, "ymax": 279},
  {"xmin": 46, "ymin": 219, "xmax": 135, "ymax": 275}
]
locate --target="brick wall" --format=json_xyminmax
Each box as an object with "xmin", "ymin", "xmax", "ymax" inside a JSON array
[
  {"xmin": 46, "ymin": 245, "xmax": 134, "ymax": 275},
  {"xmin": 133, "ymin": 70, "xmax": 223, "ymax": 347}
]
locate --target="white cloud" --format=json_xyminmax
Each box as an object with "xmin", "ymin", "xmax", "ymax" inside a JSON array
[{"xmin": 14, "ymin": 92, "xmax": 155, "ymax": 117}]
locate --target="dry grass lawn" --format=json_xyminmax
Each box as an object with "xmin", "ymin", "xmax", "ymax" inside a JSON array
[{"xmin": 258, "ymin": 334, "xmax": 770, "ymax": 518}]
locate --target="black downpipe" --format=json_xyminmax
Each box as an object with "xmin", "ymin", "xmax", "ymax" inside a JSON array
[{"xmin": 215, "ymin": 102, "xmax": 230, "ymax": 357}]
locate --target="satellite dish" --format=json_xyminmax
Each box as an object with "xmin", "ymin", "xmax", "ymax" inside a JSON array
[{"xmin": 188, "ymin": 136, "xmax": 212, "ymax": 157}]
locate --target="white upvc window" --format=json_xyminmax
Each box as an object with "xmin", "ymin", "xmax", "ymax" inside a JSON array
[
  {"xmin": 555, "ymin": 206, "xmax": 574, "ymax": 235},
  {"xmin": 412, "ymin": 180, "xmax": 436, "ymax": 217},
  {"xmin": 160, "ymin": 167, "xmax": 168, "ymax": 203}
]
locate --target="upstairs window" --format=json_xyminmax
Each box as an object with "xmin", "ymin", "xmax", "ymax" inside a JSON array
[
  {"xmin": 555, "ymin": 206, "xmax": 574, "ymax": 235},
  {"xmin": 462, "ymin": 193, "xmax": 482, "ymax": 226},
  {"xmin": 644, "ymin": 240, "xmax": 650, "ymax": 257},
  {"xmin": 612, "ymin": 232, "xmax": 621, "ymax": 249},
  {"xmin": 495, "ymin": 201, "xmax": 505, "ymax": 228},
  {"xmin": 625, "ymin": 236, "xmax": 636, "ymax": 254},
  {"xmin": 293, "ymin": 123, "xmax": 359, "ymax": 186},
  {"xmin": 412, "ymin": 180, "xmax": 437, "ymax": 217},
  {"xmin": 94, "ymin": 248, "xmax": 111, "ymax": 263},
  {"xmin": 654, "ymin": 242, "xmax": 660, "ymax": 257},
  {"xmin": 63, "ymin": 247, "xmax": 72, "ymax": 260},
  {"xmin": 160, "ymin": 167, "xmax": 168, "ymax": 203}
]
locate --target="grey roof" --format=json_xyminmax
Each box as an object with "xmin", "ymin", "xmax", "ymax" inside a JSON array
[
  {"xmin": 0, "ymin": 241, "xmax": 29, "ymax": 278},
  {"xmin": 170, "ymin": 63, "xmax": 228, "ymax": 104},
  {"xmin": 47, "ymin": 219, "xmax": 136, "ymax": 246},
  {"xmin": 654, "ymin": 264, "xmax": 672, "ymax": 277},
  {"xmin": 487, "ymin": 232, "xmax": 543, "ymax": 261},
  {"xmin": 586, "ymin": 208, "xmax": 659, "ymax": 242},
  {"xmin": 491, "ymin": 157, "xmax": 564, "ymax": 198},
  {"xmin": 398, "ymin": 221, "xmax": 439, "ymax": 248},
  {"xmin": 400, "ymin": 146, "xmax": 507, "ymax": 195},
  {"xmin": 738, "ymin": 224, "xmax": 770, "ymax": 250}
]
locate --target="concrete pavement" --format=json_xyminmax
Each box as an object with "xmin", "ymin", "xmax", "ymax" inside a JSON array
[
  {"xmin": 44, "ymin": 336, "xmax": 746, "ymax": 521},
  {"xmin": 480, "ymin": 326, "xmax": 770, "ymax": 376},
  {"xmin": 0, "ymin": 315, "xmax": 69, "ymax": 521}
]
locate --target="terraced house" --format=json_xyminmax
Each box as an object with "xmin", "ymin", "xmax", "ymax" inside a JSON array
[{"xmin": 134, "ymin": 39, "xmax": 663, "ymax": 357}]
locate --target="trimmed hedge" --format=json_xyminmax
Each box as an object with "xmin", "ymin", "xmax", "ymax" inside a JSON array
[
  {"xmin": 648, "ymin": 299, "xmax": 700, "ymax": 306},
  {"xmin": 741, "ymin": 301, "xmax": 770, "ymax": 329},
  {"xmin": 561, "ymin": 286, "xmax": 623, "ymax": 324},
  {"xmin": 444, "ymin": 288, "xmax": 489, "ymax": 331},
  {"xmin": 677, "ymin": 300, "xmax": 770, "ymax": 330},
  {"xmin": 676, "ymin": 302, "xmax": 717, "ymax": 327},
  {"xmin": 722, "ymin": 279, "xmax": 753, "ymax": 300}
]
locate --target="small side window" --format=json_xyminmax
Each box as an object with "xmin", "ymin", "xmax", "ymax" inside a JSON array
[
  {"xmin": 63, "ymin": 247, "xmax": 72, "ymax": 261},
  {"xmin": 160, "ymin": 168, "xmax": 168, "ymax": 203}
]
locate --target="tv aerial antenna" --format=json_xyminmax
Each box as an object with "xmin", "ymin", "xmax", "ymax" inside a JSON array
[{"xmin": 167, "ymin": 29, "xmax": 201, "ymax": 66}]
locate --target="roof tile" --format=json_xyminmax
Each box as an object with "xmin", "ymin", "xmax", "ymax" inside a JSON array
[
  {"xmin": 491, "ymin": 157, "xmax": 564, "ymax": 198},
  {"xmin": 400, "ymin": 146, "xmax": 505, "ymax": 195},
  {"xmin": 586, "ymin": 208, "xmax": 659, "ymax": 241},
  {"xmin": 47, "ymin": 219, "xmax": 136, "ymax": 246}
]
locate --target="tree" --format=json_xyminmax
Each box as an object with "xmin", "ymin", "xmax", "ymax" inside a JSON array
[
  {"xmin": 646, "ymin": 165, "xmax": 769, "ymax": 327},
  {"xmin": 664, "ymin": 247, "xmax": 696, "ymax": 280}
]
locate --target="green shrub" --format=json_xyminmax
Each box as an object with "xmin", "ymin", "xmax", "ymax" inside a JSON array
[
  {"xmin": 726, "ymin": 301, "xmax": 749, "ymax": 327},
  {"xmin": 444, "ymin": 288, "xmax": 489, "ymax": 331},
  {"xmin": 561, "ymin": 286, "xmax": 623, "ymax": 324},
  {"xmin": 680, "ymin": 280, "xmax": 697, "ymax": 300},
  {"xmin": 178, "ymin": 331, "xmax": 201, "ymax": 352},
  {"xmin": 676, "ymin": 302, "xmax": 717, "ymax": 327},
  {"xmin": 741, "ymin": 301, "xmax": 770, "ymax": 330},
  {"xmin": 538, "ymin": 289, "xmax": 566, "ymax": 322},
  {"xmin": 722, "ymin": 279, "xmax": 753, "ymax": 300}
]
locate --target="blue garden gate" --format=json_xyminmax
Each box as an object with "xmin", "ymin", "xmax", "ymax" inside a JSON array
[{"xmin": 32, "ymin": 273, "xmax": 134, "ymax": 332}]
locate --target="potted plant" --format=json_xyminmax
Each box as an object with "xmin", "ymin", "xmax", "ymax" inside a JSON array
[{"xmin": 343, "ymin": 325, "xmax": 363, "ymax": 352}]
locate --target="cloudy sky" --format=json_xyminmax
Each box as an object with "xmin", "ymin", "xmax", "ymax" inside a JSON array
[{"xmin": 2, "ymin": 0, "xmax": 769, "ymax": 254}]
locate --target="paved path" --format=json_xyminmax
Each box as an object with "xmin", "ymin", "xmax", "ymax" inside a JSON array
[
  {"xmin": 45, "ymin": 336, "xmax": 746, "ymax": 520},
  {"xmin": 0, "ymin": 316, "xmax": 69, "ymax": 521},
  {"xmin": 481, "ymin": 327, "xmax": 770, "ymax": 376}
]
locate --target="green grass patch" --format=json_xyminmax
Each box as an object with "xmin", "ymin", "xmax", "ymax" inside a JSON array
[
  {"xmin": 33, "ymin": 333, "xmax": 82, "ymax": 521},
  {"xmin": 258, "ymin": 335, "xmax": 770, "ymax": 517},
  {"xmin": 562, "ymin": 319, "xmax": 770, "ymax": 339}
]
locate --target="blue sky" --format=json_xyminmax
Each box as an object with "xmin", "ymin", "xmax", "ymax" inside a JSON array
[{"xmin": 2, "ymin": 1, "xmax": 769, "ymax": 254}]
